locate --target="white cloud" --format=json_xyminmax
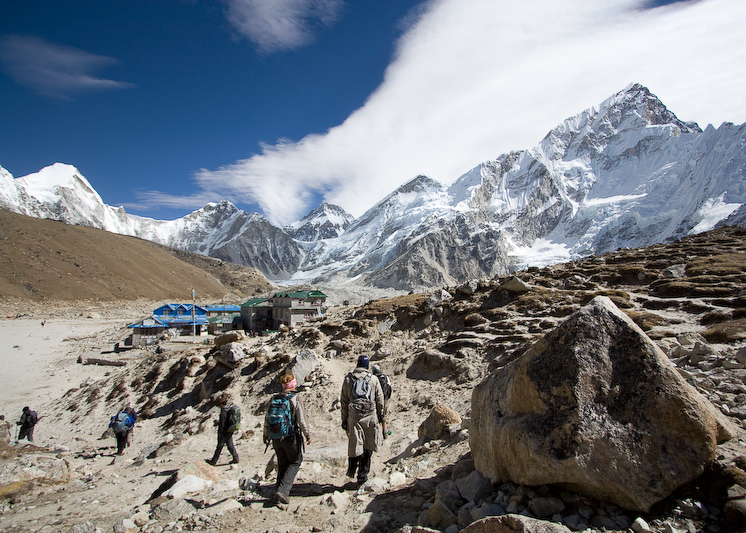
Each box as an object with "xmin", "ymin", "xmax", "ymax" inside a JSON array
[
  {"xmin": 0, "ymin": 35, "xmax": 134, "ymax": 99},
  {"xmin": 179, "ymin": 0, "xmax": 746, "ymax": 226},
  {"xmin": 224, "ymin": 0, "xmax": 344, "ymax": 53}
]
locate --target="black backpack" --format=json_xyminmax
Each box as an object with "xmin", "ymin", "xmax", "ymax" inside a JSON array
[
  {"xmin": 26, "ymin": 410, "xmax": 38, "ymax": 427},
  {"xmin": 226, "ymin": 405, "xmax": 241, "ymax": 433},
  {"xmin": 377, "ymin": 373, "xmax": 392, "ymax": 401}
]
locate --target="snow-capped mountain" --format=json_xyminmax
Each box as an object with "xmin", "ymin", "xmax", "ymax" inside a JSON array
[
  {"xmin": 284, "ymin": 203, "xmax": 354, "ymax": 241},
  {"xmin": 1, "ymin": 84, "xmax": 744, "ymax": 291}
]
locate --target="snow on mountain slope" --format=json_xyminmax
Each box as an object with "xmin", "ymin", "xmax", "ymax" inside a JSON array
[
  {"xmin": 284, "ymin": 203, "xmax": 354, "ymax": 241},
  {"xmin": 1, "ymin": 84, "xmax": 744, "ymax": 291}
]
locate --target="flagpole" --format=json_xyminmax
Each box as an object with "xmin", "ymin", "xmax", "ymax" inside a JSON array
[{"xmin": 192, "ymin": 289, "xmax": 196, "ymax": 343}]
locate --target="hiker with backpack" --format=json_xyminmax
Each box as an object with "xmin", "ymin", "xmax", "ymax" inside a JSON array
[
  {"xmin": 263, "ymin": 373, "xmax": 311, "ymax": 506},
  {"xmin": 17, "ymin": 406, "xmax": 38, "ymax": 443},
  {"xmin": 123, "ymin": 402, "xmax": 138, "ymax": 448},
  {"xmin": 109, "ymin": 408, "xmax": 135, "ymax": 455},
  {"xmin": 207, "ymin": 395, "xmax": 241, "ymax": 466},
  {"xmin": 372, "ymin": 364, "xmax": 392, "ymax": 439},
  {"xmin": 340, "ymin": 355, "xmax": 385, "ymax": 486}
]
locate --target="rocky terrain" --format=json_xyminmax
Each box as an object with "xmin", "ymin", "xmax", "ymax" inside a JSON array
[{"xmin": 1, "ymin": 226, "xmax": 746, "ymax": 533}]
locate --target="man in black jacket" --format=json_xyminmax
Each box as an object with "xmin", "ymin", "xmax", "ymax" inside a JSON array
[
  {"xmin": 207, "ymin": 396, "xmax": 240, "ymax": 465},
  {"xmin": 17, "ymin": 406, "xmax": 37, "ymax": 442}
]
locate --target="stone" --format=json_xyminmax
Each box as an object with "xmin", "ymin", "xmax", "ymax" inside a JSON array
[
  {"xmin": 458, "ymin": 502, "xmax": 477, "ymax": 527},
  {"xmin": 528, "ymin": 496, "xmax": 565, "ymax": 518},
  {"xmin": 419, "ymin": 499, "xmax": 457, "ymax": 529},
  {"xmin": 215, "ymin": 343, "xmax": 247, "ymax": 367},
  {"xmin": 724, "ymin": 498, "xmax": 746, "ymax": 530},
  {"xmin": 461, "ymin": 514, "xmax": 572, "ymax": 532},
  {"xmin": 151, "ymin": 498, "xmax": 196, "ymax": 521},
  {"xmin": 419, "ymin": 480, "xmax": 462, "ymax": 528},
  {"xmin": 469, "ymin": 503, "xmax": 505, "ymax": 521},
  {"xmin": 326, "ymin": 490, "xmax": 350, "ymax": 511},
  {"xmin": 589, "ymin": 515, "xmax": 618, "ymax": 529},
  {"xmin": 164, "ymin": 474, "xmax": 213, "ymax": 498},
  {"xmin": 425, "ymin": 289, "xmax": 452, "ymax": 311},
  {"xmin": 737, "ymin": 346, "xmax": 746, "ymax": 365},
  {"xmin": 499, "ymin": 276, "xmax": 531, "ymax": 295},
  {"xmin": 389, "ymin": 471, "xmax": 407, "ymax": 488},
  {"xmin": 0, "ymin": 455, "xmax": 72, "ymax": 485},
  {"xmin": 455, "ymin": 469, "xmax": 493, "ymax": 503},
  {"xmin": 113, "ymin": 518, "xmax": 138, "ymax": 533},
  {"xmin": 451, "ymin": 457, "xmax": 475, "ymax": 481},
  {"xmin": 359, "ymin": 477, "xmax": 388, "ymax": 494},
  {"xmin": 131, "ymin": 511, "xmax": 150, "ymax": 526},
  {"xmin": 470, "ymin": 296, "xmax": 722, "ymax": 513},
  {"xmin": 214, "ymin": 331, "xmax": 245, "ymax": 347},
  {"xmin": 291, "ymin": 348, "xmax": 318, "ymax": 385},
  {"xmin": 418, "ymin": 404, "xmax": 462, "ymax": 441}
]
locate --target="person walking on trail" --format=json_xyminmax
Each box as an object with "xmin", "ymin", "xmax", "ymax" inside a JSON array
[
  {"xmin": 0, "ymin": 415, "xmax": 11, "ymax": 443},
  {"xmin": 207, "ymin": 395, "xmax": 241, "ymax": 466},
  {"xmin": 371, "ymin": 364, "xmax": 392, "ymax": 438},
  {"xmin": 109, "ymin": 408, "xmax": 135, "ymax": 455},
  {"xmin": 123, "ymin": 402, "xmax": 138, "ymax": 448},
  {"xmin": 341, "ymin": 355, "xmax": 385, "ymax": 486},
  {"xmin": 17, "ymin": 406, "xmax": 38, "ymax": 443},
  {"xmin": 263, "ymin": 373, "xmax": 311, "ymax": 506}
]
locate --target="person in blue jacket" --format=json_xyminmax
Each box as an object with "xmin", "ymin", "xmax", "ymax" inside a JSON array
[{"xmin": 109, "ymin": 407, "xmax": 135, "ymax": 455}]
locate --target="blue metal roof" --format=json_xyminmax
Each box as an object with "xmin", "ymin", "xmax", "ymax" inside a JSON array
[{"xmin": 128, "ymin": 316, "xmax": 168, "ymax": 329}]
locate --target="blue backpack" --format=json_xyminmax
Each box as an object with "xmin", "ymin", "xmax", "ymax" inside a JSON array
[
  {"xmin": 267, "ymin": 393, "xmax": 295, "ymax": 440},
  {"xmin": 110, "ymin": 412, "xmax": 130, "ymax": 433}
]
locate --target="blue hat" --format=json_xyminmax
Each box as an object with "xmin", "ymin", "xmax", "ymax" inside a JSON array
[{"xmin": 357, "ymin": 355, "xmax": 370, "ymax": 369}]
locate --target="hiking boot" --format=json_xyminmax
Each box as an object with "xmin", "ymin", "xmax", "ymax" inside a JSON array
[
  {"xmin": 274, "ymin": 491, "xmax": 290, "ymax": 505},
  {"xmin": 346, "ymin": 457, "xmax": 358, "ymax": 478},
  {"xmin": 206, "ymin": 459, "xmax": 216, "ymax": 466},
  {"xmin": 230, "ymin": 458, "xmax": 240, "ymax": 464}
]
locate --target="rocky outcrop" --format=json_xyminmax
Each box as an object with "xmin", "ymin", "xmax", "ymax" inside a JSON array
[
  {"xmin": 471, "ymin": 296, "xmax": 723, "ymax": 512},
  {"xmin": 418, "ymin": 404, "xmax": 462, "ymax": 441}
]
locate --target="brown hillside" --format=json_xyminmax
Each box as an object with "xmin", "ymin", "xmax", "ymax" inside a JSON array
[{"xmin": 0, "ymin": 209, "xmax": 274, "ymax": 304}]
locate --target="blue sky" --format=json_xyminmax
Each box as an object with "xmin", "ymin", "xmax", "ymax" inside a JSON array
[{"xmin": 1, "ymin": 0, "xmax": 745, "ymax": 227}]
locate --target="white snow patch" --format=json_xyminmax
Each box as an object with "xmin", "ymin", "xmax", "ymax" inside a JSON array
[{"xmin": 690, "ymin": 195, "xmax": 741, "ymax": 234}]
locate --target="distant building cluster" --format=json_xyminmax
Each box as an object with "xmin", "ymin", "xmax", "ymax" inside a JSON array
[{"xmin": 124, "ymin": 290, "xmax": 328, "ymax": 347}]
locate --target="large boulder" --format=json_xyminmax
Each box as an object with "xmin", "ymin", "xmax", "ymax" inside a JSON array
[
  {"xmin": 470, "ymin": 296, "xmax": 722, "ymax": 512},
  {"xmin": 291, "ymin": 348, "xmax": 319, "ymax": 385},
  {"xmin": 418, "ymin": 404, "xmax": 462, "ymax": 441},
  {"xmin": 214, "ymin": 331, "xmax": 245, "ymax": 347}
]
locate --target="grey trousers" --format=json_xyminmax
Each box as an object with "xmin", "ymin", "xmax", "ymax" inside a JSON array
[
  {"xmin": 211, "ymin": 431, "xmax": 238, "ymax": 463},
  {"xmin": 272, "ymin": 436, "xmax": 303, "ymax": 497}
]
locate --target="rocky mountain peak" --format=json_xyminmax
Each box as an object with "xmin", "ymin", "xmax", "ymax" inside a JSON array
[{"xmin": 284, "ymin": 202, "xmax": 354, "ymax": 241}]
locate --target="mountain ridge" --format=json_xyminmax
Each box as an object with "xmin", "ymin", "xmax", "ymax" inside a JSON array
[{"xmin": 1, "ymin": 83, "xmax": 744, "ymax": 291}]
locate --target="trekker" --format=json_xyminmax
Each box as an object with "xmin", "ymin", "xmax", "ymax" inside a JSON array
[
  {"xmin": 341, "ymin": 355, "xmax": 385, "ymax": 486},
  {"xmin": 263, "ymin": 374, "xmax": 311, "ymax": 506},
  {"xmin": 0, "ymin": 415, "xmax": 11, "ymax": 443},
  {"xmin": 17, "ymin": 406, "xmax": 38, "ymax": 442},
  {"xmin": 109, "ymin": 408, "xmax": 135, "ymax": 455},
  {"xmin": 123, "ymin": 402, "xmax": 138, "ymax": 448},
  {"xmin": 207, "ymin": 395, "xmax": 240, "ymax": 466},
  {"xmin": 372, "ymin": 364, "xmax": 392, "ymax": 439}
]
